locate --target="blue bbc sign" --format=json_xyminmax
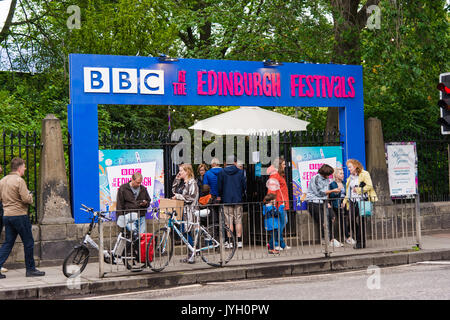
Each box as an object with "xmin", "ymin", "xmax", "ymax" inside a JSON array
[{"xmin": 68, "ymin": 54, "xmax": 365, "ymax": 223}]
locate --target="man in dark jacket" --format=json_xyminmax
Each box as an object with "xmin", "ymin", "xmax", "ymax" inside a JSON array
[
  {"xmin": 203, "ymin": 158, "xmax": 223, "ymax": 201},
  {"xmin": 116, "ymin": 172, "xmax": 151, "ymax": 234},
  {"xmin": 217, "ymin": 155, "xmax": 247, "ymax": 248}
]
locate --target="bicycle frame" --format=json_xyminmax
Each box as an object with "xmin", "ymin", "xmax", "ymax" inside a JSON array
[
  {"xmin": 83, "ymin": 234, "xmax": 99, "ymax": 251},
  {"xmin": 79, "ymin": 207, "xmax": 131, "ymax": 260},
  {"xmin": 166, "ymin": 216, "xmax": 219, "ymax": 255}
]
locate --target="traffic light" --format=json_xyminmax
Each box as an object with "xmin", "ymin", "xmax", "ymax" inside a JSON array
[{"xmin": 437, "ymin": 73, "xmax": 450, "ymax": 134}]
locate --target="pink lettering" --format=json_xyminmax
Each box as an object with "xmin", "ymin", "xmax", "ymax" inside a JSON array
[
  {"xmin": 305, "ymin": 75, "xmax": 314, "ymax": 97},
  {"xmin": 271, "ymin": 73, "xmax": 281, "ymax": 97},
  {"xmin": 208, "ymin": 71, "xmax": 217, "ymax": 95},
  {"xmin": 234, "ymin": 72, "xmax": 244, "ymax": 96},
  {"xmin": 263, "ymin": 73, "xmax": 272, "ymax": 96},
  {"xmin": 347, "ymin": 76, "xmax": 355, "ymax": 98},
  {"xmin": 314, "ymin": 75, "xmax": 321, "ymax": 97},
  {"xmin": 253, "ymin": 73, "xmax": 262, "ymax": 96},
  {"xmin": 244, "ymin": 72, "xmax": 253, "ymax": 95},
  {"xmin": 298, "ymin": 75, "xmax": 306, "ymax": 97},
  {"xmin": 197, "ymin": 71, "xmax": 207, "ymax": 95},
  {"xmin": 290, "ymin": 75, "xmax": 298, "ymax": 97},
  {"xmin": 223, "ymin": 72, "xmax": 233, "ymax": 96},
  {"xmin": 218, "ymin": 72, "xmax": 223, "ymax": 95}
]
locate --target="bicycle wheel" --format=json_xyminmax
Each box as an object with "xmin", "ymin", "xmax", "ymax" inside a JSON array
[
  {"xmin": 62, "ymin": 246, "xmax": 90, "ymax": 278},
  {"xmin": 148, "ymin": 227, "xmax": 173, "ymax": 272},
  {"xmin": 199, "ymin": 224, "xmax": 236, "ymax": 267}
]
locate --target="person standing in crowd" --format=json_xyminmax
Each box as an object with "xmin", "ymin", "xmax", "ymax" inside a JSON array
[
  {"xmin": 203, "ymin": 158, "xmax": 223, "ymax": 202},
  {"xmin": 0, "ymin": 158, "xmax": 44, "ymax": 278},
  {"xmin": 196, "ymin": 163, "xmax": 209, "ymax": 197},
  {"xmin": 305, "ymin": 164, "xmax": 343, "ymax": 247},
  {"xmin": 172, "ymin": 164, "xmax": 185, "ymax": 196},
  {"xmin": 116, "ymin": 171, "xmax": 151, "ymax": 234},
  {"xmin": 218, "ymin": 155, "xmax": 246, "ymax": 249},
  {"xmin": 172, "ymin": 163, "xmax": 199, "ymax": 263},
  {"xmin": 329, "ymin": 167, "xmax": 356, "ymax": 246},
  {"xmin": 342, "ymin": 159, "xmax": 378, "ymax": 249},
  {"xmin": 266, "ymin": 157, "xmax": 290, "ymax": 250},
  {"xmin": 0, "ymin": 165, "xmax": 6, "ymax": 274}
]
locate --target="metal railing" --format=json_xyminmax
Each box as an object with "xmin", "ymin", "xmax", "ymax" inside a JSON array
[
  {"xmin": 0, "ymin": 130, "xmax": 39, "ymax": 223},
  {"xmin": 97, "ymin": 196, "xmax": 421, "ymax": 277}
]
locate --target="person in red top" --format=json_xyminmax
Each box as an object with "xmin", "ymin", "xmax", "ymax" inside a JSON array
[
  {"xmin": 266, "ymin": 157, "xmax": 290, "ymax": 250},
  {"xmin": 266, "ymin": 157, "xmax": 289, "ymax": 210}
]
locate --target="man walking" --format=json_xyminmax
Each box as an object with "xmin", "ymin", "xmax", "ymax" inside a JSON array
[
  {"xmin": 218, "ymin": 155, "xmax": 247, "ymax": 248},
  {"xmin": 0, "ymin": 158, "xmax": 44, "ymax": 278}
]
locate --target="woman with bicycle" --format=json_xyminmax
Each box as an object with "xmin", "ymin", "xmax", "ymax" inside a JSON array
[{"xmin": 172, "ymin": 163, "xmax": 199, "ymax": 263}]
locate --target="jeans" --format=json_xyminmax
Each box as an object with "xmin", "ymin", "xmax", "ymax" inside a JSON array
[
  {"xmin": 268, "ymin": 228, "xmax": 279, "ymax": 250},
  {"xmin": 125, "ymin": 216, "xmax": 146, "ymax": 234},
  {"xmin": 275, "ymin": 211, "xmax": 287, "ymax": 248},
  {"xmin": 0, "ymin": 215, "xmax": 36, "ymax": 271},
  {"xmin": 0, "ymin": 202, "xmax": 3, "ymax": 239},
  {"xmin": 308, "ymin": 202, "xmax": 334, "ymax": 241},
  {"xmin": 180, "ymin": 222, "xmax": 194, "ymax": 247}
]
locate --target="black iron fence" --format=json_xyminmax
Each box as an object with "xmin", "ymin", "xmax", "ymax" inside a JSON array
[
  {"xmin": 0, "ymin": 131, "xmax": 39, "ymax": 223},
  {"xmin": 384, "ymin": 130, "xmax": 450, "ymax": 202}
]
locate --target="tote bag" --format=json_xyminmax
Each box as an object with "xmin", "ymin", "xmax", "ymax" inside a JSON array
[{"xmin": 357, "ymin": 200, "xmax": 372, "ymax": 217}]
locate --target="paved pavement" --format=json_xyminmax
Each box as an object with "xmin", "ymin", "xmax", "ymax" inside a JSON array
[{"xmin": 1, "ymin": 233, "xmax": 450, "ymax": 300}]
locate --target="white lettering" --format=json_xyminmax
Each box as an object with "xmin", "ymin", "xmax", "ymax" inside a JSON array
[
  {"xmin": 83, "ymin": 67, "xmax": 164, "ymax": 95},
  {"xmin": 140, "ymin": 69, "xmax": 164, "ymax": 95},
  {"xmin": 112, "ymin": 68, "xmax": 138, "ymax": 94},
  {"xmin": 83, "ymin": 67, "xmax": 110, "ymax": 93}
]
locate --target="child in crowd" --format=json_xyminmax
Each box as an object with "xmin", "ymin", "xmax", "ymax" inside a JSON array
[
  {"xmin": 197, "ymin": 184, "xmax": 213, "ymax": 226},
  {"xmin": 263, "ymin": 193, "xmax": 285, "ymax": 254},
  {"xmin": 199, "ymin": 184, "xmax": 212, "ymax": 206}
]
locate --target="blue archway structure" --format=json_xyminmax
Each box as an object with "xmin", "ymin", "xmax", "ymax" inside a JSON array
[{"xmin": 68, "ymin": 54, "xmax": 365, "ymax": 223}]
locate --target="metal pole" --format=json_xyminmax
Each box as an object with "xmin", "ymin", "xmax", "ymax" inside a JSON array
[
  {"xmin": 98, "ymin": 216, "xmax": 105, "ymax": 278},
  {"xmin": 219, "ymin": 205, "xmax": 225, "ymax": 266},
  {"xmin": 415, "ymin": 193, "xmax": 422, "ymax": 249},
  {"xmin": 323, "ymin": 201, "xmax": 330, "ymax": 257}
]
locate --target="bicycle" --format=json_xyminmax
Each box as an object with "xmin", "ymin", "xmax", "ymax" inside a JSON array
[
  {"xmin": 149, "ymin": 207, "xmax": 236, "ymax": 272},
  {"xmin": 62, "ymin": 204, "xmax": 149, "ymax": 278}
]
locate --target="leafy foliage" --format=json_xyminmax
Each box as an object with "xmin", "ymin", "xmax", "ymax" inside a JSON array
[{"xmin": 0, "ymin": 0, "xmax": 448, "ymax": 137}]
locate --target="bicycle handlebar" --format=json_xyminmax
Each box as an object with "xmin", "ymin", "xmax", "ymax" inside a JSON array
[{"xmin": 80, "ymin": 204, "xmax": 111, "ymax": 221}]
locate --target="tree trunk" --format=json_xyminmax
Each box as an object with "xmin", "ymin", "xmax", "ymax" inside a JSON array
[
  {"xmin": 326, "ymin": 0, "xmax": 381, "ymax": 134},
  {"xmin": 0, "ymin": 0, "xmax": 17, "ymax": 44}
]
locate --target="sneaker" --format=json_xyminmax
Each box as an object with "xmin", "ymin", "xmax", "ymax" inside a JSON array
[
  {"xmin": 237, "ymin": 241, "xmax": 243, "ymax": 248},
  {"xmin": 284, "ymin": 245, "xmax": 292, "ymax": 250},
  {"xmin": 330, "ymin": 239, "xmax": 343, "ymax": 247},
  {"xmin": 268, "ymin": 249, "xmax": 280, "ymax": 254},
  {"xmin": 26, "ymin": 269, "xmax": 45, "ymax": 277},
  {"xmin": 275, "ymin": 246, "xmax": 283, "ymax": 251},
  {"xmin": 224, "ymin": 242, "xmax": 233, "ymax": 249},
  {"xmin": 346, "ymin": 237, "xmax": 356, "ymax": 245},
  {"xmin": 1, "ymin": 267, "xmax": 8, "ymax": 273}
]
